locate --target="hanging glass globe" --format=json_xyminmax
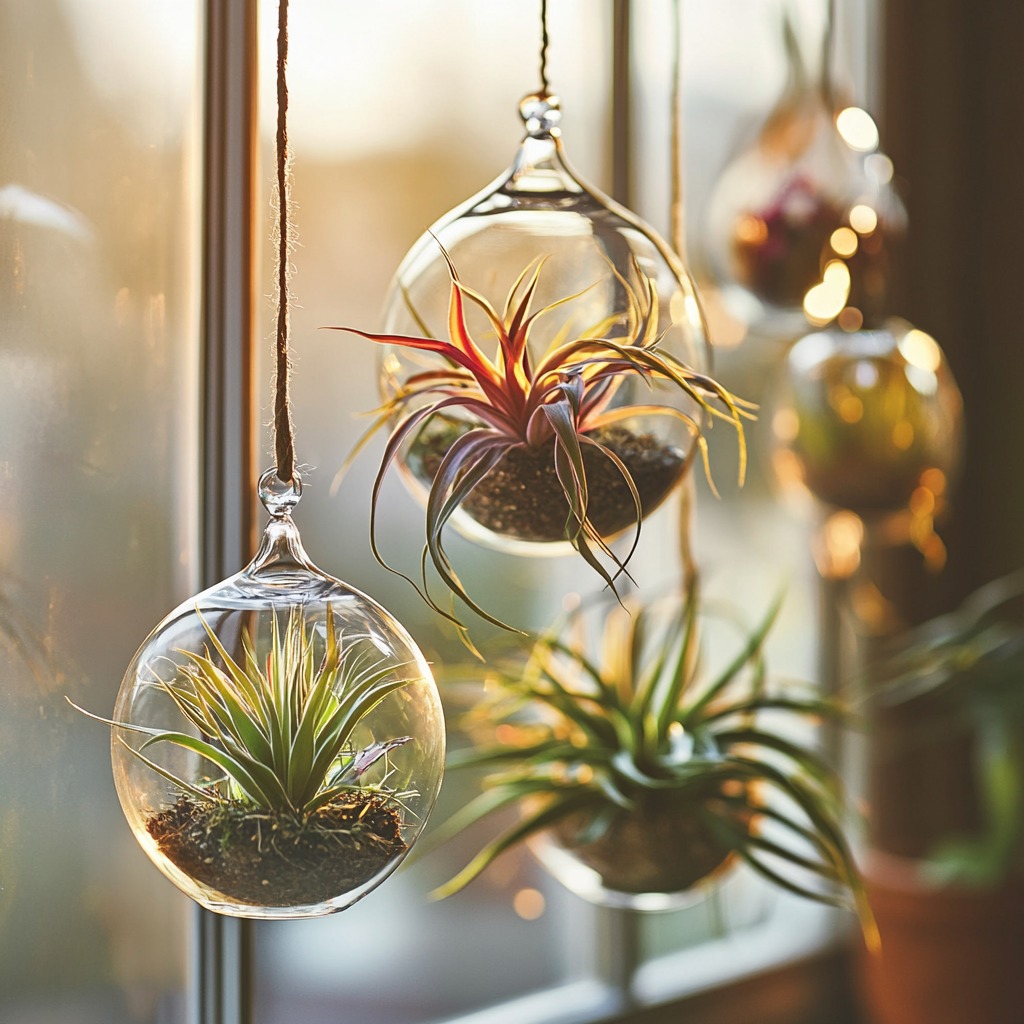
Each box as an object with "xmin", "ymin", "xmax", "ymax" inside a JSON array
[
  {"xmin": 104, "ymin": 470, "xmax": 445, "ymax": 919},
  {"xmin": 372, "ymin": 91, "xmax": 718, "ymax": 558},
  {"xmin": 769, "ymin": 321, "xmax": 963, "ymax": 530},
  {"xmin": 702, "ymin": 14, "xmax": 903, "ymax": 337},
  {"xmin": 526, "ymin": 796, "xmax": 737, "ymax": 912}
]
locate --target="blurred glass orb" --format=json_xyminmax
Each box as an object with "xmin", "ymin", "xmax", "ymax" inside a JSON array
[
  {"xmin": 378, "ymin": 92, "xmax": 711, "ymax": 556},
  {"xmin": 111, "ymin": 472, "xmax": 445, "ymax": 918},
  {"xmin": 701, "ymin": 8, "xmax": 906, "ymax": 340},
  {"xmin": 704, "ymin": 92, "xmax": 866, "ymax": 334},
  {"xmin": 529, "ymin": 799, "xmax": 736, "ymax": 912},
  {"xmin": 802, "ymin": 154, "xmax": 907, "ymax": 333},
  {"xmin": 769, "ymin": 320, "xmax": 963, "ymax": 519}
]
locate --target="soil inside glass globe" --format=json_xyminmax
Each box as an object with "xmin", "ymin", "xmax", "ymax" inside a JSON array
[
  {"xmin": 547, "ymin": 798, "xmax": 736, "ymax": 897},
  {"xmin": 407, "ymin": 415, "xmax": 687, "ymax": 544},
  {"xmin": 148, "ymin": 792, "xmax": 406, "ymax": 908},
  {"xmin": 110, "ymin": 470, "xmax": 446, "ymax": 918}
]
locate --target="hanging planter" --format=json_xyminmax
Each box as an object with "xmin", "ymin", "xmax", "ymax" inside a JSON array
[
  {"xmin": 328, "ymin": 4, "xmax": 751, "ymax": 632},
  {"xmin": 334, "ymin": 244, "xmax": 747, "ymax": 631},
  {"xmin": 703, "ymin": 4, "xmax": 903, "ymax": 334},
  {"xmin": 427, "ymin": 581, "xmax": 873, "ymax": 925},
  {"xmin": 71, "ymin": 0, "xmax": 445, "ymax": 918},
  {"xmin": 769, "ymin": 318, "xmax": 963, "ymax": 566},
  {"xmin": 75, "ymin": 477, "xmax": 445, "ymax": 920},
  {"xmin": 369, "ymin": 88, "xmax": 726, "ymax": 552}
]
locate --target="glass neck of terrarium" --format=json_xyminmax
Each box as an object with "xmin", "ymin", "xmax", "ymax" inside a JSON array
[
  {"xmin": 248, "ymin": 515, "xmax": 316, "ymax": 578},
  {"xmin": 507, "ymin": 134, "xmax": 585, "ymax": 195},
  {"xmin": 506, "ymin": 91, "xmax": 584, "ymax": 196}
]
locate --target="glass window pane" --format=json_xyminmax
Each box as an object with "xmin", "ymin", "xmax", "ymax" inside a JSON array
[{"xmin": 0, "ymin": 2, "xmax": 202, "ymax": 1021}]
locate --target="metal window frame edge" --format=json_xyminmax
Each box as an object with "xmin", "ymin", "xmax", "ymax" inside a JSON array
[{"xmin": 192, "ymin": 1, "xmax": 258, "ymax": 1023}]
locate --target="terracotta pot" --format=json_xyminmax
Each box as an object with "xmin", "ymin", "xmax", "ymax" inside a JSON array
[{"xmin": 859, "ymin": 850, "xmax": 1024, "ymax": 1024}]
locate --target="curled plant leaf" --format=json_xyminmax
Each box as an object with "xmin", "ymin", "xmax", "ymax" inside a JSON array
[
  {"xmin": 427, "ymin": 581, "xmax": 875, "ymax": 946},
  {"xmin": 329, "ymin": 251, "xmax": 754, "ymax": 636}
]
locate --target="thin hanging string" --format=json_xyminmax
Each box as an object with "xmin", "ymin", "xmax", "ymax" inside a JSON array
[
  {"xmin": 274, "ymin": 0, "xmax": 297, "ymax": 486},
  {"xmin": 538, "ymin": 0, "xmax": 550, "ymax": 94},
  {"xmin": 669, "ymin": 0, "xmax": 685, "ymax": 258},
  {"xmin": 668, "ymin": 0, "xmax": 697, "ymax": 587}
]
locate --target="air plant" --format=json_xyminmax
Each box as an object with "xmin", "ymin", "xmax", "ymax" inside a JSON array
[
  {"xmin": 73, "ymin": 606, "xmax": 421, "ymax": 906},
  {"xmin": 428, "ymin": 580, "xmax": 874, "ymax": 938},
  {"xmin": 330, "ymin": 253, "xmax": 751, "ymax": 637}
]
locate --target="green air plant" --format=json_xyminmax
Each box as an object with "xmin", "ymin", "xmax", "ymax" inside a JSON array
[
  {"xmin": 73, "ymin": 605, "xmax": 420, "ymax": 907},
  {"xmin": 430, "ymin": 581, "xmax": 874, "ymax": 938},
  {"xmin": 329, "ymin": 252, "xmax": 751, "ymax": 636}
]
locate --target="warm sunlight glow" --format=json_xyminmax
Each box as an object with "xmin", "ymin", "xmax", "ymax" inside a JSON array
[
  {"xmin": 838, "ymin": 306, "xmax": 864, "ymax": 332},
  {"xmin": 909, "ymin": 485, "xmax": 936, "ymax": 517},
  {"xmin": 771, "ymin": 448, "xmax": 807, "ymax": 493},
  {"xmin": 892, "ymin": 421, "xmax": 915, "ymax": 450},
  {"xmin": 865, "ymin": 152, "xmax": 895, "ymax": 185},
  {"xmin": 838, "ymin": 394, "xmax": 864, "ymax": 424},
  {"xmin": 830, "ymin": 226, "xmax": 859, "ymax": 258},
  {"xmin": 920, "ymin": 467, "xmax": 948, "ymax": 495},
  {"xmin": 836, "ymin": 106, "xmax": 880, "ymax": 153},
  {"xmin": 772, "ymin": 407, "xmax": 800, "ymax": 442},
  {"xmin": 513, "ymin": 888, "xmax": 546, "ymax": 921},
  {"xmin": 735, "ymin": 213, "xmax": 768, "ymax": 245},
  {"xmin": 815, "ymin": 510, "xmax": 864, "ymax": 579},
  {"xmin": 823, "ymin": 260, "xmax": 851, "ymax": 288},
  {"xmin": 803, "ymin": 260, "xmax": 851, "ymax": 324},
  {"xmin": 849, "ymin": 204, "xmax": 879, "ymax": 235},
  {"xmin": 898, "ymin": 328, "xmax": 943, "ymax": 373}
]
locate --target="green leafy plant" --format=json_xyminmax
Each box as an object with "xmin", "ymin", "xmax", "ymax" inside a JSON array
[
  {"xmin": 430, "ymin": 580, "xmax": 873, "ymax": 937},
  {"xmin": 72, "ymin": 606, "xmax": 420, "ymax": 905},
  {"xmin": 874, "ymin": 570, "xmax": 1024, "ymax": 887},
  {"xmin": 330, "ymin": 253, "xmax": 751, "ymax": 636},
  {"xmin": 79, "ymin": 605, "xmax": 413, "ymax": 816}
]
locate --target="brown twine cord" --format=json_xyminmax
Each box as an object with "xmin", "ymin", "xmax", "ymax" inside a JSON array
[
  {"xmin": 274, "ymin": 0, "xmax": 296, "ymax": 486},
  {"xmin": 539, "ymin": 0, "xmax": 550, "ymax": 94}
]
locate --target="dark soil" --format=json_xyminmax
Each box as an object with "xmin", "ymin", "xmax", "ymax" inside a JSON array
[
  {"xmin": 551, "ymin": 800, "xmax": 736, "ymax": 895},
  {"xmin": 147, "ymin": 792, "xmax": 407, "ymax": 907},
  {"xmin": 411, "ymin": 419, "xmax": 686, "ymax": 543}
]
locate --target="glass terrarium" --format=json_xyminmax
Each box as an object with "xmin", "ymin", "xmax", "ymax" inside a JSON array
[
  {"xmin": 528, "ymin": 784, "xmax": 738, "ymax": 913},
  {"xmin": 769, "ymin": 320, "xmax": 963, "ymax": 521},
  {"xmin": 108, "ymin": 473, "xmax": 445, "ymax": 919},
  {"xmin": 702, "ymin": 10, "xmax": 904, "ymax": 337},
  {"xmin": 375, "ymin": 92, "xmax": 713, "ymax": 557}
]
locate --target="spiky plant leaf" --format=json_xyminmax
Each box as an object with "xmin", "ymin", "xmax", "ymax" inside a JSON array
[
  {"xmin": 75, "ymin": 606, "xmax": 420, "ymax": 819},
  {"xmin": 329, "ymin": 251, "xmax": 754, "ymax": 635},
  {"xmin": 430, "ymin": 584, "xmax": 873, "ymax": 942}
]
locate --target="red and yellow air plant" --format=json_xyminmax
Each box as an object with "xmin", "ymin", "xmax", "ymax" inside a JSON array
[{"xmin": 329, "ymin": 252, "xmax": 752, "ymax": 639}]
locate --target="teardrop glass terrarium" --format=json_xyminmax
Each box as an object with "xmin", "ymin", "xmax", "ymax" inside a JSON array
[
  {"xmin": 702, "ymin": 11, "xmax": 902, "ymax": 336},
  {"xmin": 105, "ymin": 471, "xmax": 445, "ymax": 919},
  {"xmin": 372, "ymin": 91, "xmax": 717, "ymax": 557}
]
